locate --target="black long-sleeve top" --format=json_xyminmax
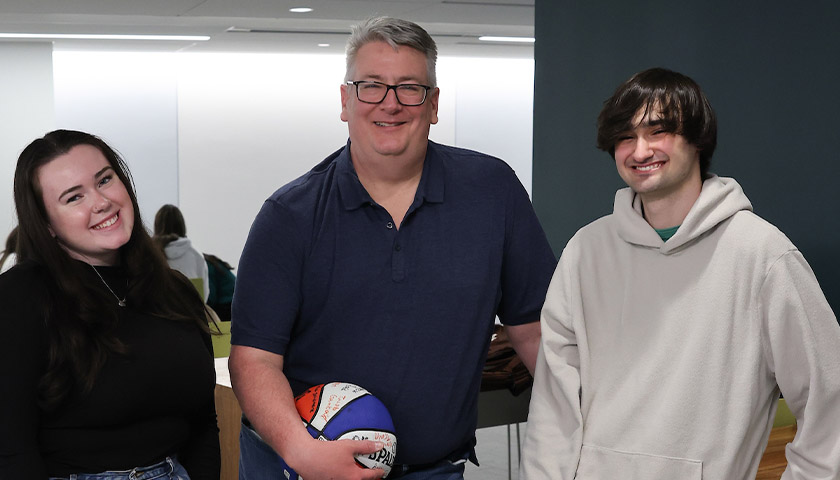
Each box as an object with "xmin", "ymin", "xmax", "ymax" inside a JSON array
[{"xmin": 0, "ymin": 260, "xmax": 220, "ymax": 479}]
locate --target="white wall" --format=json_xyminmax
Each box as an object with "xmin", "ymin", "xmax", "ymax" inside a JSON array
[
  {"xmin": 54, "ymin": 51, "xmax": 180, "ymax": 227},
  {"xmin": 444, "ymin": 57, "xmax": 534, "ymax": 191},
  {"xmin": 0, "ymin": 43, "xmax": 55, "ymax": 235},
  {"xmin": 176, "ymin": 53, "xmax": 356, "ymax": 270},
  {"xmin": 38, "ymin": 50, "xmax": 534, "ymax": 269}
]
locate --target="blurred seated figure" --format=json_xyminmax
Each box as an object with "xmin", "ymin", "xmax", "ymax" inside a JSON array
[
  {"xmin": 0, "ymin": 226, "xmax": 18, "ymax": 274},
  {"xmin": 204, "ymin": 253, "xmax": 235, "ymax": 322},
  {"xmin": 153, "ymin": 204, "xmax": 209, "ymax": 301}
]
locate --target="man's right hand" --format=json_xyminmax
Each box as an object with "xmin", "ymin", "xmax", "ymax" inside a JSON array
[
  {"xmin": 230, "ymin": 345, "xmax": 389, "ymax": 480},
  {"xmin": 289, "ymin": 437, "xmax": 387, "ymax": 479}
]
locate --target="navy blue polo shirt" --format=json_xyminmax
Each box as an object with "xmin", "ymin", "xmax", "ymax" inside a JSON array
[{"xmin": 232, "ymin": 140, "xmax": 556, "ymax": 465}]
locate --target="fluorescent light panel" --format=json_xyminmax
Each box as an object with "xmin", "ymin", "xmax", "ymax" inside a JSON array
[
  {"xmin": 478, "ymin": 36, "xmax": 535, "ymax": 43},
  {"xmin": 0, "ymin": 33, "xmax": 210, "ymax": 41}
]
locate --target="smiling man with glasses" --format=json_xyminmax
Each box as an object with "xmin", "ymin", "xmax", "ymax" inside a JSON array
[{"xmin": 229, "ymin": 15, "xmax": 556, "ymax": 480}]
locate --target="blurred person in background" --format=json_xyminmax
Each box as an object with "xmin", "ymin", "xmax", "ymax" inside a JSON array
[{"xmin": 153, "ymin": 204, "xmax": 210, "ymax": 302}]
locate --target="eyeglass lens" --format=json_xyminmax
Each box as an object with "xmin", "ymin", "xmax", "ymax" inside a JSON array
[{"xmin": 355, "ymin": 82, "xmax": 427, "ymax": 106}]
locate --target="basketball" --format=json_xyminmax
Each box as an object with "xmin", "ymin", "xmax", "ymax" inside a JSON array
[{"xmin": 278, "ymin": 382, "xmax": 398, "ymax": 479}]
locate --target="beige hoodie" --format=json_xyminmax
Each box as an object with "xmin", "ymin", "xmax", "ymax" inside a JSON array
[{"xmin": 521, "ymin": 176, "xmax": 840, "ymax": 479}]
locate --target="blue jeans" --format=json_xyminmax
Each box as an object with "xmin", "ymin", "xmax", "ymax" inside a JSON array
[
  {"xmin": 48, "ymin": 456, "xmax": 189, "ymax": 480},
  {"xmin": 239, "ymin": 420, "xmax": 292, "ymax": 480},
  {"xmin": 239, "ymin": 419, "xmax": 465, "ymax": 480}
]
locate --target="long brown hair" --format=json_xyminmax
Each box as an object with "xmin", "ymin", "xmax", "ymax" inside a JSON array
[
  {"xmin": 14, "ymin": 129, "xmax": 208, "ymax": 409},
  {"xmin": 152, "ymin": 204, "xmax": 187, "ymax": 251}
]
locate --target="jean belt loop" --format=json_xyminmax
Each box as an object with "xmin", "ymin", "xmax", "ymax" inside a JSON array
[
  {"xmin": 166, "ymin": 456, "xmax": 176, "ymax": 473},
  {"xmin": 129, "ymin": 468, "xmax": 139, "ymax": 480}
]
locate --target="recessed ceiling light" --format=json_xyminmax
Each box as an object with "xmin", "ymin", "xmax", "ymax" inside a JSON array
[
  {"xmin": 0, "ymin": 33, "xmax": 210, "ymax": 41},
  {"xmin": 317, "ymin": 43, "xmax": 330, "ymax": 47},
  {"xmin": 478, "ymin": 36, "xmax": 535, "ymax": 43},
  {"xmin": 289, "ymin": 7, "xmax": 313, "ymax": 13}
]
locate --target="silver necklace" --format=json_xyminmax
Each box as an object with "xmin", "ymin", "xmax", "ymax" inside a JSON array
[{"xmin": 89, "ymin": 263, "xmax": 127, "ymax": 307}]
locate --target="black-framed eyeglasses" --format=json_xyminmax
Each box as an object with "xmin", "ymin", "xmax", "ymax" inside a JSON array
[{"xmin": 346, "ymin": 80, "xmax": 432, "ymax": 106}]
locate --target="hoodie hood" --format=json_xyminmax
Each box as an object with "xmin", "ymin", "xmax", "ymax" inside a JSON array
[
  {"xmin": 614, "ymin": 175, "xmax": 753, "ymax": 254},
  {"xmin": 163, "ymin": 236, "xmax": 196, "ymax": 261}
]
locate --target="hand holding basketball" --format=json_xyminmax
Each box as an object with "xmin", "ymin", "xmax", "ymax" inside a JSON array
[
  {"xmin": 280, "ymin": 382, "xmax": 398, "ymax": 479},
  {"xmin": 291, "ymin": 438, "xmax": 387, "ymax": 480}
]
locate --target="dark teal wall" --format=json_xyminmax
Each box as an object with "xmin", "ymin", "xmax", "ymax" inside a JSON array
[{"xmin": 533, "ymin": 1, "xmax": 840, "ymax": 312}]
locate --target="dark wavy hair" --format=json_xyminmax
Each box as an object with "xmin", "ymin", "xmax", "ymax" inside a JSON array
[
  {"xmin": 596, "ymin": 67, "xmax": 717, "ymax": 178},
  {"xmin": 13, "ymin": 129, "xmax": 208, "ymax": 409}
]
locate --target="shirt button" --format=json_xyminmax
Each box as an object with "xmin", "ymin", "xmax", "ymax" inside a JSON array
[
  {"xmin": 386, "ymin": 222, "xmax": 394, "ymax": 229},
  {"xmin": 395, "ymin": 244, "xmax": 401, "ymax": 251}
]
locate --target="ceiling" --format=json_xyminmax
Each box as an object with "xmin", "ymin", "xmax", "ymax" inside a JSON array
[{"xmin": 0, "ymin": 0, "xmax": 535, "ymax": 57}]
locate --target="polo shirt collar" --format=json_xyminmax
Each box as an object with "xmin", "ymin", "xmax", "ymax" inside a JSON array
[{"xmin": 336, "ymin": 139, "xmax": 446, "ymax": 211}]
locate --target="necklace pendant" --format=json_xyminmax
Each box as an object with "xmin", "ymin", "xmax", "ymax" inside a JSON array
[{"xmin": 89, "ymin": 263, "xmax": 127, "ymax": 308}]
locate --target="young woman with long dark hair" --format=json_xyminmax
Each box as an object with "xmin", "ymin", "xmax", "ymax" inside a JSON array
[{"xmin": 0, "ymin": 130, "xmax": 220, "ymax": 479}]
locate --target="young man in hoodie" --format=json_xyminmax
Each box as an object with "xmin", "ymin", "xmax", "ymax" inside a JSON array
[{"xmin": 520, "ymin": 68, "xmax": 840, "ymax": 479}]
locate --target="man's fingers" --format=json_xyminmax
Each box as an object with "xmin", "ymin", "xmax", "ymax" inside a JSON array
[{"xmin": 354, "ymin": 439, "xmax": 385, "ymax": 455}]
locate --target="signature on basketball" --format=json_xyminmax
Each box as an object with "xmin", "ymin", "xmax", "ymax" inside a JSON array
[{"xmin": 320, "ymin": 394, "xmax": 348, "ymax": 422}]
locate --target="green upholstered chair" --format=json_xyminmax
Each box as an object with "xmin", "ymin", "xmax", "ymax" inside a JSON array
[
  {"xmin": 211, "ymin": 319, "xmax": 231, "ymax": 358},
  {"xmin": 189, "ymin": 278, "xmax": 204, "ymax": 297},
  {"xmin": 773, "ymin": 398, "xmax": 796, "ymax": 428}
]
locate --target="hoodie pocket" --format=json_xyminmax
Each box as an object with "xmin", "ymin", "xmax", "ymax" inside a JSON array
[{"xmin": 577, "ymin": 444, "xmax": 702, "ymax": 479}]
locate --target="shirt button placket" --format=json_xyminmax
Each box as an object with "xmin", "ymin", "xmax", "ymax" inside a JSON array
[{"xmin": 390, "ymin": 223, "xmax": 405, "ymax": 282}]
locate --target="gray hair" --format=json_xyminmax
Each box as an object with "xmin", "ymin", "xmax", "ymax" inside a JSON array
[{"xmin": 345, "ymin": 16, "xmax": 438, "ymax": 86}]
